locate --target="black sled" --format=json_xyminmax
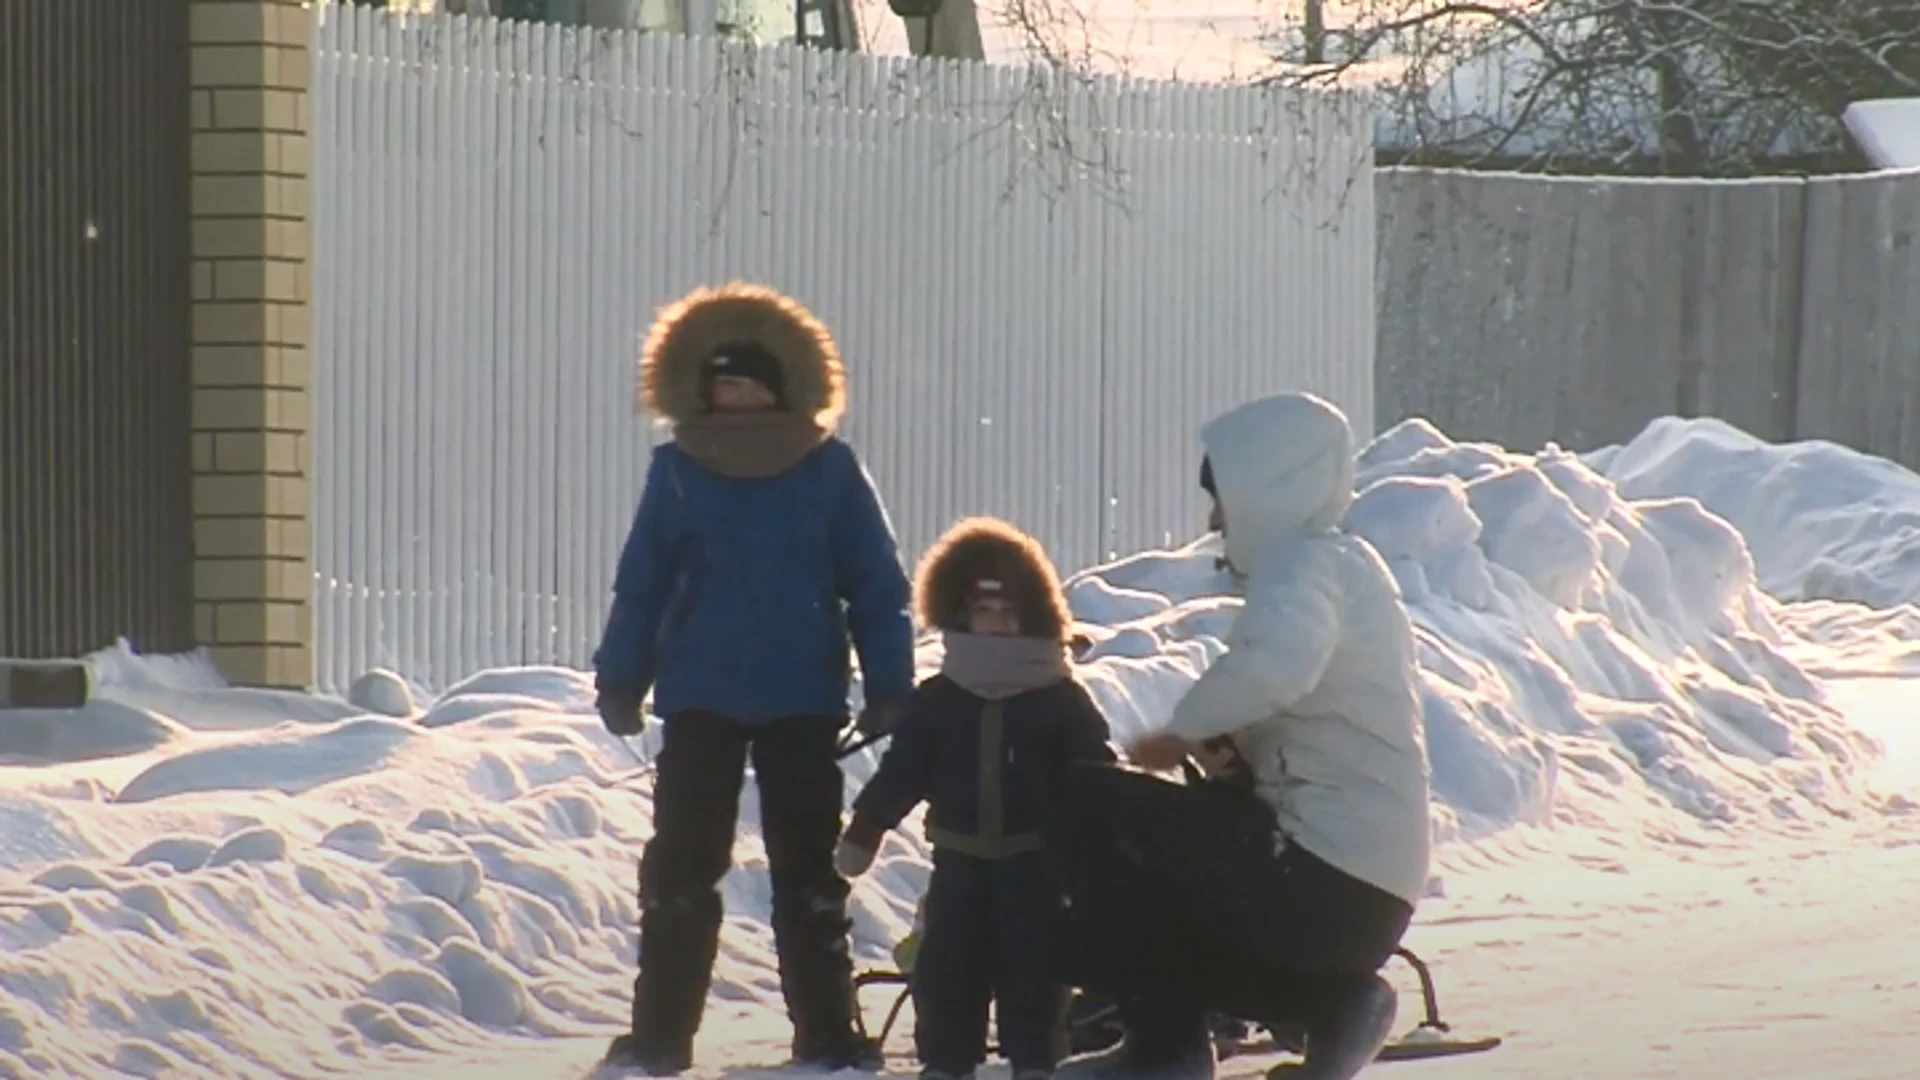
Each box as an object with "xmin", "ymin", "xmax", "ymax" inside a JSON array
[
  {"xmin": 840, "ymin": 740, "xmax": 1501, "ymax": 1070},
  {"xmin": 851, "ymin": 945, "xmax": 1502, "ymax": 1070}
]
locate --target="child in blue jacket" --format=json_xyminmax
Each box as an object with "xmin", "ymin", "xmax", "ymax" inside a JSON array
[
  {"xmin": 834, "ymin": 517, "xmax": 1116, "ymax": 1080},
  {"xmin": 593, "ymin": 283, "xmax": 916, "ymax": 1076}
]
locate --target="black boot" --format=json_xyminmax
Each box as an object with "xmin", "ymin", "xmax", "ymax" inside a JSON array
[
  {"xmin": 604, "ymin": 1032, "xmax": 695, "ymax": 1077},
  {"xmin": 1294, "ymin": 976, "xmax": 1397, "ymax": 1080},
  {"xmin": 1057, "ymin": 995, "xmax": 1215, "ymax": 1080},
  {"xmin": 1207, "ymin": 1014, "xmax": 1252, "ymax": 1056},
  {"xmin": 1065, "ymin": 991, "xmax": 1126, "ymax": 1055},
  {"xmin": 756, "ymin": 837, "xmax": 876, "ymax": 1070},
  {"xmin": 622, "ymin": 711, "xmax": 753, "ymax": 1074},
  {"xmin": 621, "ymin": 890, "xmax": 724, "ymax": 1076},
  {"xmin": 768, "ymin": 877, "xmax": 879, "ymax": 1069},
  {"xmin": 795, "ymin": 1029, "xmax": 883, "ymax": 1072},
  {"xmin": 753, "ymin": 718, "xmax": 880, "ymax": 1071}
]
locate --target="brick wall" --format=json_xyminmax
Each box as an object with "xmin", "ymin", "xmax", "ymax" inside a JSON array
[{"xmin": 188, "ymin": 0, "xmax": 314, "ymax": 688}]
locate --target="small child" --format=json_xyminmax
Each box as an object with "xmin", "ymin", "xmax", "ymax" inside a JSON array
[{"xmin": 833, "ymin": 517, "xmax": 1116, "ymax": 1080}]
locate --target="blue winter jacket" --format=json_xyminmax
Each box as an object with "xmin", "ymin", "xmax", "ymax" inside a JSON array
[{"xmin": 592, "ymin": 437, "xmax": 916, "ymax": 723}]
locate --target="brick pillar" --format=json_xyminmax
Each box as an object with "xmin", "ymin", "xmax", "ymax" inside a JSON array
[{"xmin": 187, "ymin": 0, "xmax": 313, "ymax": 689}]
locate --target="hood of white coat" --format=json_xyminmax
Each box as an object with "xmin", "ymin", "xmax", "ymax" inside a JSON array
[{"xmin": 1199, "ymin": 392, "xmax": 1356, "ymax": 570}]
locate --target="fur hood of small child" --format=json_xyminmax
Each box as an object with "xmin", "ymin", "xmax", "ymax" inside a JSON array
[
  {"xmin": 914, "ymin": 516, "xmax": 1075, "ymax": 642},
  {"xmin": 914, "ymin": 516, "xmax": 1084, "ymax": 701}
]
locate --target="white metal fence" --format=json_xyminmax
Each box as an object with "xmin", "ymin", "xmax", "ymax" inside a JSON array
[{"xmin": 310, "ymin": 8, "xmax": 1377, "ymax": 692}]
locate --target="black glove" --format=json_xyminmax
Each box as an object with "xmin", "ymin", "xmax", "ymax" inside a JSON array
[
  {"xmin": 855, "ymin": 699, "xmax": 904, "ymax": 739},
  {"xmin": 596, "ymin": 691, "xmax": 644, "ymax": 737}
]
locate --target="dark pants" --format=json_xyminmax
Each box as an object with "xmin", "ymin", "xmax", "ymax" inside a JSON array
[
  {"xmin": 631, "ymin": 711, "xmax": 858, "ymax": 1058},
  {"xmin": 1047, "ymin": 764, "xmax": 1413, "ymax": 1045},
  {"xmin": 913, "ymin": 849, "xmax": 1070, "ymax": 1074}
]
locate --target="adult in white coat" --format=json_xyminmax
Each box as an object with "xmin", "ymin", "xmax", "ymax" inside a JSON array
[{"xmin": 1050, "ymin": 392, "xmax": 1432, "ymax": 1080}]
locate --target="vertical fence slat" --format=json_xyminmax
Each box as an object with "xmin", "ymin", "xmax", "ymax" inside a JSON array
[{"xmin": 423, "ymin": 13, "xmax": 451, "ymax": 687}]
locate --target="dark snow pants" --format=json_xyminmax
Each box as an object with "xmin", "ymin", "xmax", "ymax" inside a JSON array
[
  {"xmin": 1045, "ymin": 763, "xmax": 1414, "ymax": 1043},
  {"xmin": 913, "ymin": 848, "xmax": 1071, "ymax": 1075},
  {"xmin": 630, "ymin": 711, "xmax": 858, "ymax": 1059}
]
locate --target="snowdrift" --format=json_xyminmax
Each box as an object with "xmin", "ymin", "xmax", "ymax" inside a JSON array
[
  {"xmin": 0, "ymin": 416, "xmax": 1902, "ymax": 1079},
  {"xmin": 1590, "ymin": 416, "xmax": 1920, "ymax": 610}
]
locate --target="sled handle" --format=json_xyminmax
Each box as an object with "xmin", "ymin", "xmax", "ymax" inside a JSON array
[
  {"xmin": 837, "ymin": 730, "xmax": 890, "ymax": 760},
  {"xmin": 1392, "ymin": 947, "xmax": 1449, "ymax": 1032}
]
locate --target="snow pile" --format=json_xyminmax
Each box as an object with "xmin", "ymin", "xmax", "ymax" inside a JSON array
[
  {"xmin": 1589, "ymin": 416, "xmax": 1920, "ymax": 610},
  {"xmin": 0, "ymin": 416, "xmax": 1902, "ymax": 1079},
  {"xmin": 1336, "ymin": 418, "xmax": 1876, "ymax": 840}
]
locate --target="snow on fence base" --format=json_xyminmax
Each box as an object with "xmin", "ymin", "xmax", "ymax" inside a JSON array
[{"xmin": 309, "ymin": 8, "xmax": 1377, "ymax": 693}]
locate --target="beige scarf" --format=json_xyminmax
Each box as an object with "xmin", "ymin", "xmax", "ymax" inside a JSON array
[
  {"xmin": 941, "ymin": 632, "xmax": 1072, "ymax": 700},
  {"xmin": 674, "ymin": 411, "xmax": 831, "ymax": 478}
]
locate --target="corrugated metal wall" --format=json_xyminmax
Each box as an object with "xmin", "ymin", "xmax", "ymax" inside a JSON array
[{"xmin": 1, "ymin": 0, "xmax": 197, "ymax": 660}]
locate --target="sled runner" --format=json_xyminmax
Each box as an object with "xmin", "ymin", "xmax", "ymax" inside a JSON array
[{"xmin": 851, "ymin": 945, "xmax": 1502, "ymax": 1068}]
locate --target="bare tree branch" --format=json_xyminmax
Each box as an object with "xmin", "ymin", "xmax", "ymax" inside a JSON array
[{"xmin": 1263, "ymin": 0, "xmax": 1920, "ymax": 175}]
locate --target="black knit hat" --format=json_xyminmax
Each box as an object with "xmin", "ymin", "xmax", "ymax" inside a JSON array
[
  {"xmin": 701, "ymin": 340, "xmax": 787, "ymax": 408},
  {"xmin": 1199, "ymin": 454, "xmax": 1217, "ymax": 498}
]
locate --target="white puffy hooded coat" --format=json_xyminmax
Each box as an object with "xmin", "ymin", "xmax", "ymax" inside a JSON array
[{"xmin": 1168, "ymin": 392, "xmax": 1432, "ymax": 907}]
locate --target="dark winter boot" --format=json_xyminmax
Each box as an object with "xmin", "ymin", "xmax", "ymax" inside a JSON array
[
  {"xmin": 1292, "ymin": 975, "xmax": 1397, "ymax": 1080},
  {"xmin": 773, "ymin": 884, "xmax": 879, "ymax": 1070},
  {"xmin": 1207, "ymin": 1014, "xmax": 1252, "ymax": 1056},
  {"xmin": 1065, "ymin": 991, "xmax": 1126, "ymax": 1055},
  {"xmin": 603, "ymin": 1032, "xmax": 695, "ymax": 1077},
  {"xmin": 1057, "ymin": 997, "xmax": 1216, "ymax": 1080},
  {"xmin": 793, "ymin": 1028, "xmax": 882, "ymax": 1072},
  {"xmin": 624, "ymin": 890, "xmax": 725, "ymax": 1075}
]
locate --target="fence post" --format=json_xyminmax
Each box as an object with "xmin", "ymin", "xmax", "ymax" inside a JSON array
[{"xmin": 187, "ymin": 0, "xmax": 314, "ymax": 689}]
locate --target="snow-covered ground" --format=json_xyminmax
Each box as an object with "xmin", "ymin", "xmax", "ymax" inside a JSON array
[{"xmin": 4, "ymin": 415, "xmax": 1920, "ymax": 1080}]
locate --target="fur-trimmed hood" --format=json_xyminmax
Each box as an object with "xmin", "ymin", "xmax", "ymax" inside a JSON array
[
  {"xmin": 637, "ymin": 282, "xmax": 847, "ymax": 428},
  {"xmin": 913, "ymin": 517, "xmax": 1073, "ymax": 642}
]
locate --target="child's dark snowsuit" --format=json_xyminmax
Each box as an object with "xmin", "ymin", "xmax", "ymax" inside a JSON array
[{"xmin": 842, "ymin": 517, "xmax": 1116, "ymax": 1077}]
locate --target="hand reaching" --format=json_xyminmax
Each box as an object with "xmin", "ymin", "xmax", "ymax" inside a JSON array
[
  {"xmin": 597, "ymin": 691, "xmax": 644, "ymax": 737},
  {"xmin": 1195, "ymin": 736, "xmax": 1246, "ymax": 779},
  {"xmin": 1125, "ymin": 731, "xmax": 1191, "ymax": 772},
  {"xmin": 855, "ymin": 699, "xmax": 904, "ymax": 739},
  {"xmin": 833, "ymin": 838, "xmax": 876, "ymax": 877}
]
